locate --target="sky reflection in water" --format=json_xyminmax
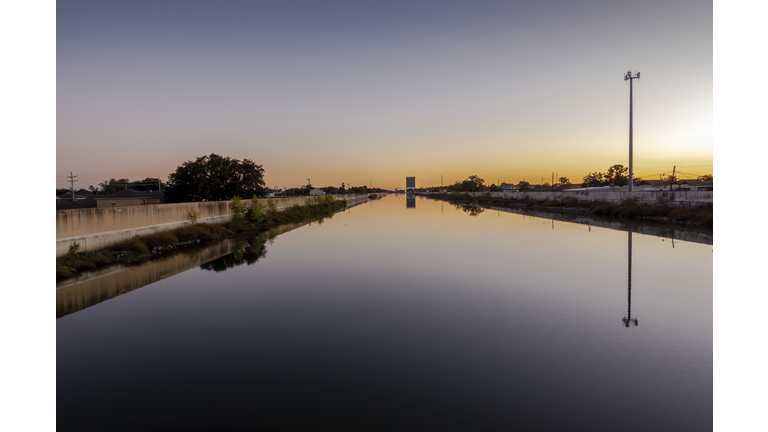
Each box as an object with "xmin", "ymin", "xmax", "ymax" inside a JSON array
[{"xmin": 57, "ymin": 194, "xmax": 712, "ymax": 431}]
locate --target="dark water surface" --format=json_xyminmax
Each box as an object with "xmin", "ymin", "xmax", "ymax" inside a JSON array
[{"xmin": 57, "ymin": 194, "xmax": 712, "ymax": 431}]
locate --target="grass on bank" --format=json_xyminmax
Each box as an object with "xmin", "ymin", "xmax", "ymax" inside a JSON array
[
  {"xmin": 57, "ymin": 196, "xmax": 346, "ymax": 281},
  {"xmin": 434, "ymin": 193, "xmax": 713, "ymax": 226}
]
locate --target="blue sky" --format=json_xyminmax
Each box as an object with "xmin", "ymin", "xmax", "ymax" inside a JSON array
[{"xmin": 56, "ymin": 0, "xmax": 712, "ymax": 189}]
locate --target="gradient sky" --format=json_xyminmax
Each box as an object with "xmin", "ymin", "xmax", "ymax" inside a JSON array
[{"xmin": 57, "ymin": 0, "xmax": 712, "ymax": 190}]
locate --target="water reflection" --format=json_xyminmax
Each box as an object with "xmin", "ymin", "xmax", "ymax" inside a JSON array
[
  {"xmin": 623, "ymin": 231, "xmax": 638, "ymax": 327},
  {"xmin": 57, "ymin": 223, "xmax": 301, "ymax": 318},
  {"xmin": 406, "ymin": 194, "xmax": 415, "ymax": 208},
  {"xmin": 455, "ymin": 203, "xmax": 485, "ymax": 216},
  {"xmin": 429, "ymin": 197, "xmax": 712, "ymax": 246},
  {"xmin": 57, "ymin": 194, "xmax": 711, "ymax": 431},
  {"xmin": 200, "ymin": 232, "xmax": 270, "ymax": 272}
]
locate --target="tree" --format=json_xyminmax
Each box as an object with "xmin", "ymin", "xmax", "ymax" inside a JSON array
[
  {"xmin": 447, "ymin": 175, "xmax": 486, "ymax": 192},
  {"xmin": 128, "ymin": 177, "xmax": 165, "ymax": 191},
  {"xmin": 698, "ymin": 174, "xmax": 713, "ymax": 181},
  {"xmin": 605, "ymin": 164, "xmax": 629, "ymax": 187},
  {"xmin": 165, "ymin": 154, "xmax": 266, "ymax": 203},
  {"xmin": 581, "ymin": 172, "xmax": 603, "ymax": 187},
  {"xmin": 519, "ymin": 181, "xmax": 532, "ymax": 190},
  {"xmin": 558, "ymin": 177, "xmax": 570, "ymax": 185},
  {"xmin": 98, "ymin": 178, "xmax": 131, "ymax": 195}
]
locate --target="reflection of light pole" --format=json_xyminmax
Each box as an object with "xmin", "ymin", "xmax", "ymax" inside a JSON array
[
  {"xmin": 624, "ymin": 70, "xmax": 640, "ymax": 192},
  {"xmin": 623, "ymin": 230, "xmax": 638, "ymax": 327}
]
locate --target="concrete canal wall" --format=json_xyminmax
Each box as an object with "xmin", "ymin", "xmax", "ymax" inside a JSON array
[
  {"xmin": 445, "ymin": 190, "xmax": 713, "ymax": 206},
  {"xmin": 56, "ymin": 220, "xmax": 311, "ymax": 318},
  {"xmin": 56, "ymin": 194, "xmax": 369, "ymax": 257}
]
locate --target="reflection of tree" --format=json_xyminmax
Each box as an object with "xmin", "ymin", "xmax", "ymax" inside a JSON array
[
  {"xmin": 450, "ymin": 203, "xmax": 485, "ymax": 216},
  {"xmin": 200, "ymin": 234, "xmax": 268, "ymax": 272}
]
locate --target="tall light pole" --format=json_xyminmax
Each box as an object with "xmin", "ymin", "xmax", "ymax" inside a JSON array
[{"xmin": 624, "ymin": 70, "xmax": 640, "ymax": 191}]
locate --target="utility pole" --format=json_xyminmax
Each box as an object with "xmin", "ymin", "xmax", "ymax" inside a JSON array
[
  {"xmin": 67, "ymin": 172, "xmax": 78, "ymax": 201},
  {"xmin": 670, "ymin": 166, "xmax": 676, "ymax": 191},
  {"xmin": 551, "ymin": 172, "xmax": 554, "ymax": 191},
  {"xmin": 624, "ymin": 70, "xmax": 640, "ymax": 191}
]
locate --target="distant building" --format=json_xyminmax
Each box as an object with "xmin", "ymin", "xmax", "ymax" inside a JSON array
[
  {"xmin": 406, "ymin": 176, "xmax": 415, "ymax": 191},
  {"xmin": 309, "ymin": 188, "xmax": 324, "ymax": 196},
  {"xmin": 95, "ymin": 189, "xmax": 164, "ymax": 207}
]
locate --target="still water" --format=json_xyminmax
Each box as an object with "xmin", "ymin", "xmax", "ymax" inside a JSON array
[{"xmin": 57, "ymin": 194, "xmax": 712, "ymax": 431}]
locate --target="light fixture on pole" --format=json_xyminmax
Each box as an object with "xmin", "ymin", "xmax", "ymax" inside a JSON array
[{"xmin": 624, "ymin": 70, "xmax": 640, "ymax": 191}]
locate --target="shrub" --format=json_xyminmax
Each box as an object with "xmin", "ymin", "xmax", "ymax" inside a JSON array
[
  {"xmin": 109, "ymin": 237, "xmax": 149, "ymax": 254},
  {"xmin": 305, "ymin": 196, "xmax": 325, "ymax": 206},
  {"xmin": 142, "ymin": 231, "xmax": 179, "ymax": 249},
  {"xmin": 266, "ymin": 198, "xmax": 277, "ymax": 213},
  {"xmin": 188, "ymin": 209, "xmax": 200, "ymax": 225},
  {"xmin": 325, "ymin": 193, "xmax": 335, "ymax": 203},
  {"xmin": 68, "ymin": 243, "xmax": 80, "ymax": 255},
  {"xmin": 56, "ymin": 265, "xmax": 73, "ymax": 279},
  {"xmin": 197, "ymin": 223, "xmax": 232, "ymax": 239},
  {"xmin": 591, "ymin": 204, "xmax": 616, "ymax": 215},
  {"xmin": 620, "ymin": 195, "xmax": 642, "ymax": 206},
  {"xmin": 249, "ymin": 196, "xmax": 265, "ymax": 223},
  {"xmin": 229, "ymin": 196, "xmax": 247, "ymax": 220}
]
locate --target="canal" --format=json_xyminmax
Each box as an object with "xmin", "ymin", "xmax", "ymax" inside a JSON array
[{"xmin": 57, "ymin": 193, "xmax": 712, "ymax": 431}]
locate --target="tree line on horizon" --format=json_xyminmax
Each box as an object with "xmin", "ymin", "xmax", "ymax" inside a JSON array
[
  {"xmin": 59, "ymin": 153, "xmax": 388, "ymax": 203},
  {"xmin": 419, "ymin": 164, "xmax": 713, "ymax": 192}
]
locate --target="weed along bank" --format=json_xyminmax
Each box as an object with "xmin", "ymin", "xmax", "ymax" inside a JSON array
[{"xmin": 56, "ymin": 194, "xmax": 370, "ymax": 257}]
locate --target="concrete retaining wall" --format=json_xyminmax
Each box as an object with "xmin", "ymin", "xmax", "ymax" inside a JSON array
[
  {"xmin": 56, "ymin": 220, "xmax": 311, "ymax": 318},
  {"xmin": 56, "ymin": 194, "xmax": 369, "ymax": 257},
  {"xmin": 448, "ymin": 190, "xmax": 713, "ymax": 206}
]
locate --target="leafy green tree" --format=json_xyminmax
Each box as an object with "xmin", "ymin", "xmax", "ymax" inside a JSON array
[{"xmin": 165, "ymin": 154, "xmax": 266, "ymax": 203}]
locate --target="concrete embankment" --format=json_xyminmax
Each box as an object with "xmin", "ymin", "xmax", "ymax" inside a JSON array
[
  {"xmin": 56, "ymin": 194, "xmax": 370, "ymax": 257},
  {"xmin": 424, "ymin": 190, "xmax": 713, "ymax": 207},
  {"xmin": 484, "ymin": 204, "xmax": 712, "ymax": 245},
  {"xmin": 56, "ymin": 220, "xmax": 312, "ymax": 318}
]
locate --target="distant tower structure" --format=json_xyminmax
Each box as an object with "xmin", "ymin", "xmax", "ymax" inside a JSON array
[
  {"xmin": 406, "ymin": 176, "xmax": 415, "ymax": 192},
  {"xmin": 624, "ymin": 70, "xmax": 640, "ymax": 192}
]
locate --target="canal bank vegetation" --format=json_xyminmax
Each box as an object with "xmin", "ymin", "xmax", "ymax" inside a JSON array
[
  {"xmin": 431, "ymin": 193, "xmax": 712, "ymax": 226},
  {"xmin": 57, "ymin": 196, "xmax": 347, "ymax": 281}
]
